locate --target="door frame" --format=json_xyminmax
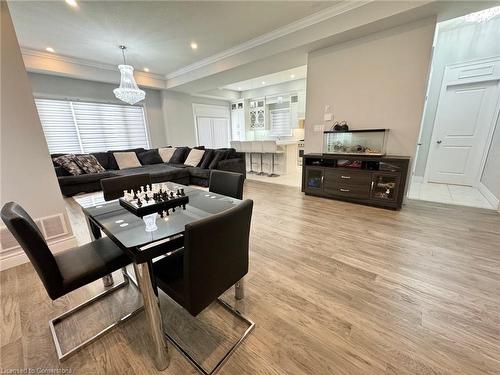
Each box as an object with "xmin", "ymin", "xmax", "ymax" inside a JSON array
[
  {"xmin": 192, "ymin": 103, "xmax": 231, "ymax": 147},
  {"xmin": 423, "ymin": 55, "xmax": 500, "ymax": 187}
]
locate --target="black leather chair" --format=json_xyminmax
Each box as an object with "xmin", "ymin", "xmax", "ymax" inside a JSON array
[
  {"xmin": 208, "ymin": 170, "xmax": 245, "ymax": 200},
  {"xmin": 101, "ymin": 173, "xmax": 151, "ymax": 201},
  {"xmin": 0, "ymin": 202, "xmax": 142, "ymax": 361},
  {"xmin": 153, "ymin": 199, "xmax": 254, "ymax": 375}
]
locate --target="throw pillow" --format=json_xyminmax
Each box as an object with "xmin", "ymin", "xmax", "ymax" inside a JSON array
[
  {"xmin": 113, "ymin": 152, "xmax": 141, "ymax": 169},
  {"xmin": 53, "ymin": 154, "xmax": 83, "ymax": 176},
  {"xmin": 158, "ymin": 147, "xmax": 176, "ymax": 163},
  {"xmin": 74, "ymin": 154, "xmax": 106, "ymax": 174},
  {"xmin": 184, "ymin": 149, "xmax": 205, "ymax": 167},
  {"xmin": 200, "ymin": 149, "xmax": 214, "ymax": 169},
  {"xmin": 169, "ymin": 147, "xmax": 189, "ymax": 164},
  {"xmin": 208, "ymin": 151, "xmax": 225, "ymax": 169},
  {"xmin": 138, "ymin": 149, "xmax": 163, "ymax": 165}
]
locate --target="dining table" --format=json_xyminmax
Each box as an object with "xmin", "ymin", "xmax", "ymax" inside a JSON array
[{"xmin": 77, "ymin": 182, "xmax": 241, "ymax": 370}]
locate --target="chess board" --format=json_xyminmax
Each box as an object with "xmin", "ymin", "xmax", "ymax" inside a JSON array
[{"xmin": 119, "ymin": 186, "xmax": 189, "ymax": 218}]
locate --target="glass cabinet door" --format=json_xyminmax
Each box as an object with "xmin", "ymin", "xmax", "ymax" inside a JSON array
[
  {"xmin": 371, "ymin": 173, "xmax": 399, "ymax": 201},
  {"xmin": 305, "ymin": 167, "xmax": 323, "ymax": 191}
]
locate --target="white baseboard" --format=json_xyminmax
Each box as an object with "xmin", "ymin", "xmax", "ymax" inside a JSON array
[
  {"xmin": 0, "ymin": 235, "xmax": 77, "ymax": 271},
  {"xmin": 478, "ymin": 182, "xmax": 500, "ymax": 210}
]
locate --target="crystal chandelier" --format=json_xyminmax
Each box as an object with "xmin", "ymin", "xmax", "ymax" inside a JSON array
[
  {"xmin": 465, "ymin": 6, "xmax": 500, "ymax": 23},
  {"xmin": 113, "ymin": 45, "xmax": 145, "ymax": 105}
]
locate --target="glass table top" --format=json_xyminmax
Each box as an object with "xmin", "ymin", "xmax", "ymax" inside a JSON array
[{"xmin": 81, "ymin": 182, "xmax": 240, "ymax": 250}]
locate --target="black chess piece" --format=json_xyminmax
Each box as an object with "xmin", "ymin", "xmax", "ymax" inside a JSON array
[
  {"xmin": 159, "ymin": 211, "xmax": 164, "ymax": 218},
  {"xmin": 170, "ymin": 192, "xmax": 174, "ymax": 198},
  {"xmin": 172, "ymin": 207, "xmax": 175, "ymax": 212},
  {"xmin": 182, "ymin": 204, "xmax": 186, "ymax": 210},
  {"xmin": 180, "ymin": 188, "xmax": 185, "ymax": 196},
  {"xmin": 145, "ymin": 194, "xmax": 150, "ymax": 202},
  {"xmin": 136, "ymin": 198, "xmax": 142, "ymax": 207},
  {"xmin": 165, "ymin": 209, "xmax": 169, "ymax": 216},
  {"xmin": 133, "ymin": 191, "xmax": 138, "ymax": 200}
]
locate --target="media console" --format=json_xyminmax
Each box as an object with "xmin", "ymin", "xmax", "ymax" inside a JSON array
[{"xmin": 302, "ymin": 153, "xmax": 410, "ymax": 210}]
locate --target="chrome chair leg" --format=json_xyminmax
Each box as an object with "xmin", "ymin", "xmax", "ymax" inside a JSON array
[
  {"xmin": 163, "ymin": 298, "xmax": 255, "ymax": 375},
  {"xmin": 102, "ymin": 274, "xmax": 114, "ymax": 287},
  {"xmin": 49, "ymin": 276, "xmax": 143, "ymax": 361}
]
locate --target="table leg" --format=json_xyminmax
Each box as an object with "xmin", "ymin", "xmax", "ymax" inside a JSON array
[{"xmin": 133, "ymin": 262, "xmax": 170, "ymax": 370}]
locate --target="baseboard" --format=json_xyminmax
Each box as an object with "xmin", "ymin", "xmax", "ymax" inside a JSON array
[
  {"xmin": 0, "ymin": 235, "xmax": 77, "ymax": 270},
  {"xmin": 478, "ymin": 182, "xmax": 500, "ymax": 210}
]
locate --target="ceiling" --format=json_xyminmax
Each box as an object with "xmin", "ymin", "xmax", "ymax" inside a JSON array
[
  {"xmin": 223, "ymin": 65, "xmax": 307, "ymax": 92},
  {"xmin": 9, "ymin": 0, "xmax": 334, "ymax": 76}
]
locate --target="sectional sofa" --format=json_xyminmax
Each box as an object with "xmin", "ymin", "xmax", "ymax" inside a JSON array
[{"xmin": 52, "ymin": 146, "xmax": 246, "ymax": 196}]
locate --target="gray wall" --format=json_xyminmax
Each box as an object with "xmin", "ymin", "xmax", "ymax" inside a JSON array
[
  {"xmin": 161, "ymin": 90, "xmax": 230, "ymax": 147},
  {"xmin": 1, "ymin": 3, "xmax": 72, "ymax": 232},
  {"xmin": 305, "ymin": 17, "xmax": 436, "ymax": 163},
  {"xmin": 414, "ymin": 16, "xmax": 500, "ymax": 177},
  {"xmin": 240, "ymin": 79, "xmax": 306, "ymax": 99},
  {"xmin": 481, "ymin": 114, "xmax": 500, "ymax": 200},
  {"xmin": 28, "ymin": 72, "xmax": 168, "ymax": 148}
]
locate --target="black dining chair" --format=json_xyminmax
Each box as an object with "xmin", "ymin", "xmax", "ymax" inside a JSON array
[
  {"xmin": 208, "ymin": 170, "xmax": 245, "ymax": 200},
  {"xmin": 153, "ymin": 199, "xmax": 254, "ymax": 375},
  {"xmin": 0, "ymin": 202, "xmax": 142, "ymax": 361},
  {"xmin": 101, "ymin": 173, "xmax": 151, "ymax": 201}
]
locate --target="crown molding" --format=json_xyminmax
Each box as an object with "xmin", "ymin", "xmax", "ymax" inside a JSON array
[
  {"xmin": 21, "ymin": 48, "xmax": 166, "ymax": 81},
  {"xmin": 165, "ymin": 0, "xmax": 373, "ymax": 80}
]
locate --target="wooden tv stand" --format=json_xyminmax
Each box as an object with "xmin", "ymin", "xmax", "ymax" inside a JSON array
[{"xmin": 302, "ymin": 153, "xmax": 410, "ymax": 210}]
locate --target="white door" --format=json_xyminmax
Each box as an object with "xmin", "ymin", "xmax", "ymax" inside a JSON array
[
  {"xmin": 195, "ymin": 116, "xmax": 229, "ymax": 149},
  {"xmin": 427, "ymin": 73, "xmax": 500, "ymax": 186}
]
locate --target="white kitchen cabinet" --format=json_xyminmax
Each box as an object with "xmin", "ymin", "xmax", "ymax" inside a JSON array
[{"xmin": 231, "ymin": 101, "xmax": 245, "ymax": 140}]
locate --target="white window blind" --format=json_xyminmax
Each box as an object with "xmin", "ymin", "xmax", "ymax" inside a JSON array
[
  {"xmin": 269, "ymin": 108, "xmax": 292, "ymax": 137},
  {"xmin": 35, "ymin": 98, "xmax": 149, "ymax": 154}
]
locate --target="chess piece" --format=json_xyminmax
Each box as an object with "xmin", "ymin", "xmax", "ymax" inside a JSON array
[
  {"xmin": 140, "ymin": 186, "xmax": 145, "ymax": 193},
  {"xmin": 180, "ymin": 188, "xmax": 185, "ymax": 196},
  {"xmin": 145, "ymin": 194, "xmax": 149, "ymax": 202},
  {"xmin": 133, "ymin": 190, "xmax": 138, "ymax": 200},
  {"xmin": 136, "ymin": 198, "xmax": 142, "ymax": 207},
  {"xmin": 170, "ymin": 192, "xmax": 174, "ymax": 198}
]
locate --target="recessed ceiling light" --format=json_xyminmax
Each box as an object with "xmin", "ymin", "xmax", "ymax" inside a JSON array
[
  {"xmin": 46, "ymin": 47, "xmax": 55, "ymax": 53},
  {"xmin": 290, "ymin": 74, "xmax": 295, "ymax": 79},
  {"xmin": 143, "ymin": 68, "xmax": 149, "ymax": 72},
  {"xmin": 261, "ymin": 81, "xmax": 266, "ymax": 85},
  {"xmin": 190, "ymin": 42, "xmax": 198, "ymax": 50},
  {"xmin": 237, "ymin": 87, "xmax": 242, "ymax": 90},
  {"xmin": 65, "ymin": 0, "xmax": 78, "ymax": 8}
]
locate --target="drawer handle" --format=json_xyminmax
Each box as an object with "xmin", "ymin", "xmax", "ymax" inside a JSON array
[
  {"xmin": 341, "ymin": 175, "xmax": 351, "ymax": 179},
  {"xmin": 339, "ymin": 188, "xmax": 350, "ymax": 192}
]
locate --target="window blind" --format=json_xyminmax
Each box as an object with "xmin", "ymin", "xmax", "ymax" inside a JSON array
[
  {"xmin": 35, "ymin": 98, "xmax": 149, "ymax": 154},
  {"xmin": 269, "ymin": 108, "xmax": 292, "ymax": 137}
]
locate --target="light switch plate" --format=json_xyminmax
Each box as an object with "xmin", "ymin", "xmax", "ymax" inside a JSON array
[{"xmin": 323, "ymin": 113, "xmax": 333, "ymax": 121}]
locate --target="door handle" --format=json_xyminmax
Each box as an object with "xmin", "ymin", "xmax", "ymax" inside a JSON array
[
  {"xmin": 341, "ymin": 175, "xmax": 351, "ymax": 179},
  {"xmin": 339, "ymin": 188, "xmax": 350, "ymax": 192},
  {"xmin": 437, "ymin": 140, "xmax": 442, "ymax": 144}
]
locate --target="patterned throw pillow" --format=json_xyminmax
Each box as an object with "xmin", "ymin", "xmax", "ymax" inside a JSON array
[
  {"xmin": 52, "ymin": 154, "xmax": 84, "ymax": 176},
  {"xmin": 74, "ymin": 154, "xmax": 106, "ymax": 174}
]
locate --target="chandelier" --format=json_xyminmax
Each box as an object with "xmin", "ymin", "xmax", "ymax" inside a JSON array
[
  {"xmin": 113, "ymin": 45, "xmax": 145, "ymax": 105},
  {"xmin": 465, "ymin": 6, "xmax": 500, "ymax": 23}
]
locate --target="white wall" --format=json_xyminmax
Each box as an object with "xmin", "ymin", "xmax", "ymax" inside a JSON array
[
  {"xmin": 28, "ymin": 72, "xmax": 167, "ymax": 148},
  {"xmin": 1, "ymin": 2, "xmax": 75, "ymax": 268},
  {"xmin": 481, "ymin": 114, "xmax": 500, "ymax": 200},
  {"xmin": 240, "ymin": 79, "xmax": 306, "ymax": 100},
  {"xmin": 305, "ymin": 17, "xmax": 436, "ymax": 162},
  {"xmin": 414, "ymin": 15, "xmax": 500, "ymax": 178},
  {"xmin": 161, "ymin": 91, "xmax": 230, "ymax": 147}
]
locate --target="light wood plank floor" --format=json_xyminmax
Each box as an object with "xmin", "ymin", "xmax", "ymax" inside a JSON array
[{"xmin": 1, "ymin": 180, "xmax": 500, "ymax": 374}]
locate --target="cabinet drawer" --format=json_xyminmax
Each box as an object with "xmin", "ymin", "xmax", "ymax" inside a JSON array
[
  {"xmin": 323, "ymin": 182, "xmax": 370, "ymax": 199},
  {"xmin": 324, "ymin": 170, "xmax": 371, "ymax": 186}
]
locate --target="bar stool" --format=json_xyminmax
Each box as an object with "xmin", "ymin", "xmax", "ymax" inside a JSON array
[
  {"xmin": 262, "ymin": 140, "xmax": 282, "ymax": 177},
  {"xmin": 251, "ymin": 141, "xmax": 265, "ymax": 175},
  {"xmin": 240, "ymin": 141, "xmax": 256, "ymax": 174}
]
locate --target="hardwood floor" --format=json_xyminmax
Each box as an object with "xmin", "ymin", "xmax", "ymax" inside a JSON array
[{"xmin": 1, "ymin": 180, "xmax": 500, "ymax": 374}]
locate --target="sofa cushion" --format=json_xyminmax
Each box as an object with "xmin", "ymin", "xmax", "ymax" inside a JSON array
[
  {"xmin": 53, "ymin": 154, "xmax": 84, "ymax": 176},
  {"xmin": 74, "ymin": 154, "xmax": 106, "ymax": 174},
  {"xmin": 158, "ymin": 147, "xmax": 176, "ymax": 163},
  {"xmin": 113, "ymin": 152, "xmax": 142, "ymax": 169},
  {"xmin": 90, "ymin": 152, "xmax": 110, "ymax": 170},
  {"xmin": 58, "ymin": 171, "xmax": 117, "ymax": 186},
  {"xmin": 114, "ymin": 164, "xmax": 190, "ymax": 183},
  {"xmin": 208, "ymin": 150, "xmax": 231, "ymax": 169},
  {"xmin": 184, "ymin": 149, "xmax": 205, "ymax": 167},
  {"xmin": 138, "ymin": 149, "xmax": 163, "ymax": 165},
  {"xmin": 187, "ymin": 167, "xmax": 210, "ymax": 179},
  {"xmin": 107, "ymin": 148, "xmax": 145, "ymax": 170},
  {"xmin": 199, "ymin": 149, "xmax": 214, "ymax": 169},
  {"xmin": 169, "ymin": 147, "xmax": 189, "ymax": 164}
]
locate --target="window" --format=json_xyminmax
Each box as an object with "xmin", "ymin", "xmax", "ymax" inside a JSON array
[
  {"xmin": 35, "ymin": 98, "xmax": 149, "ymax": 154},
  {"xmin": 269, "ymin": 108, "xmax": 292, "ymax": 137}
]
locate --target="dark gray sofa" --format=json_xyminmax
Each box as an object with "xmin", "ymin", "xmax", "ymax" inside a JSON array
[{"xmin": 52, "ymin": 146, "xmax": 246, "ymax": 197}]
